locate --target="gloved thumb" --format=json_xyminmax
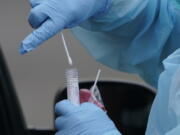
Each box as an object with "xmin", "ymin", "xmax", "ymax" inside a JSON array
[
  {"xmin": 29, "ymin": 0, "xmax": 43, "ymax": 8},
  {"xmin": 20, "ymin": 19, "xmax": 65, "ymax": 54},
  {"xmin": 55, "ymin": 100, "xmax": 78, "ymax": 116}
]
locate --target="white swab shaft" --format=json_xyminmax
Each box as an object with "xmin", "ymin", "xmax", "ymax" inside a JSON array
[
  {"xmin": 61, "ymin": 33, "xmax": 73, "ymax": 66},
  {"xmin": 91, "ymin": 69, "xmax": 101, "ymax": 93}
]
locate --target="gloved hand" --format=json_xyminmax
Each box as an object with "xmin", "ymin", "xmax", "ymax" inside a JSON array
[
  {"xmin": 20, "ymin": 0, "xmax": 110, "ymax": 54},
  {"xmin": 55, "ymin": 100, "xmax": 121, "ymax": 135}
]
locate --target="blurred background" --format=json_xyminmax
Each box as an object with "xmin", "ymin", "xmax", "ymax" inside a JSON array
[{"xmin": 0, "ymin": 0, "xmax": 147, "ymax": 129}]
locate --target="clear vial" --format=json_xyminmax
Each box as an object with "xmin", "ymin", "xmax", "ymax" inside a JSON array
[{"xmin": 65, "ymin": 68, "xmax": 80, "ymax": 106}]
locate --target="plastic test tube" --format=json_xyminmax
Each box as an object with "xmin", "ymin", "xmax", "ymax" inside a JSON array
[{"xmin": 66, "ymin": 68, "xmax": 80, "ymax": 106}]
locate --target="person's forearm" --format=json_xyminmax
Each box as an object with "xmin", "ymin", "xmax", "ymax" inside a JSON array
[
  {"xmin": 80, "ymin": 0, "xmax": 152, "ymax": 33},
  {"xmin": 72, "ymin": 0, "xmax": 164, "ymax": 87}
]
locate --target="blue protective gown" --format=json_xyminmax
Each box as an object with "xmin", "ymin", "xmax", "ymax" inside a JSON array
[{"xmin": 71, "ymin": 0, "xmax": 180, "ymax": 134}]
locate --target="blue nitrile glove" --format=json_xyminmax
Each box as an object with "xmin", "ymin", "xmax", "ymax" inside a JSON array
[
  {"xmin": 55, "ymin": 100, "xmax": 121, "ymax": 135},
  {"xmin": 20, "ymin": 0, "xmax": 110, "ymax": 54}
]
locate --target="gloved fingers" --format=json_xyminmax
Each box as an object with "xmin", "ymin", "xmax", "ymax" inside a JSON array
[
  {"xmin": 55, "ymin": 116, "xmax": 69, "ymax": 130},
  {"xmin": 55, "ymin": 131, "xmax": 63, "ymax": 135},
  {"xmin": 54, "ymin": 132, "xmax": 59, "ymax": 135},
  {"xmin": 29, "ymin": 0, "xmax": 44, "ymax": 8},
  {"xmin": 80, "ymin": 102, "xmax": 102, "ymax": 111},
  {"xmin": 55, "ymin": 117, "xmax": 63, "ymax": 130},
  {"xmin": 28, "ymin": 5, "xmax": 49, "ymax": 29},
  {"xmin": 55, "ymin": 100, "xmax": 78, "ymax": 116},
  {"xmin": 20, "ymin": 19, "xmax": 64, "ymax": 54}
]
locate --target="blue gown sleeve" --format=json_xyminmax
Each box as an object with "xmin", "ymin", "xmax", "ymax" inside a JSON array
[
  {"xmin": 72, "ymin": 0, "xmax": 180, "ymax": 87},
  {"xmin": 145, "ymin": 48, "xmax": 180, "ymax": 135}
]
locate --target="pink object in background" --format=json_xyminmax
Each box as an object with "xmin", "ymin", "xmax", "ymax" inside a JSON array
[{"xmin": 80, "ymin": 89, "xmax": 106, "ymax": 111}]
